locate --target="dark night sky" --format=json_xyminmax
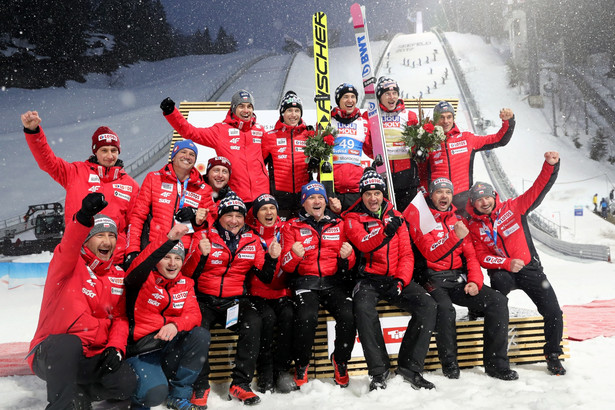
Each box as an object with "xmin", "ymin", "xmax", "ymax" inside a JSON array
[{"xmin": 160, "ymin": 0, "xmax": 437, "ymax": 50}]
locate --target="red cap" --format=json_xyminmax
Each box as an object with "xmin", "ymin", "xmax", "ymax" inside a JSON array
[{"xmin": 91, "ymin": 126, "xmax": 120, "ymax": 154}]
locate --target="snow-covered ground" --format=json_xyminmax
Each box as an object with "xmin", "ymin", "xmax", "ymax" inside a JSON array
[{"xmin": 1, "ymin": 31, "xmax": 615, "ymax": 409}]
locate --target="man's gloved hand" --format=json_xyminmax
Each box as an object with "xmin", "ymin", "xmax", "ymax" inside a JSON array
[
  {"xmin": 384, "ymin": 215, "xmax": 403, "ymax": 237},
  {"xmin": 386, "ymin": 279, "xmax": 404, "ymax": 299},
  {"xmin": 307, "ymin": 157, "xmax": 320, "ymax": 172},
  {"xmin": 122, "ymin": 251, "xmax": 139, "ymax": 271},
  {"xmin": 175, "ymin": 207, "xmax": 197, "ymax": 223},
  {"xmin": 76, "ymin": 193, "xmax": 107, "ymax": 226},
  {"xmin": 98, "ymin": 347, "xmax": 123, "ymax": 375},
  {"xmin": 160, "ymin": 97, "xmax": 175, "ymax": 115}
]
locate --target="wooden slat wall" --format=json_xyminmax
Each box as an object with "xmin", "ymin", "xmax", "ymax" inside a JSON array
[{"xmin": 207, "ymin": 302, "xmax": 569, "ymax": 382}]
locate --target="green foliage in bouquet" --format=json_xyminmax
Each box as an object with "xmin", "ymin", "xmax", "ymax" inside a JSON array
[{"xmin": 401, "ymin": 110, "xmax": 446, "ymax": 162}]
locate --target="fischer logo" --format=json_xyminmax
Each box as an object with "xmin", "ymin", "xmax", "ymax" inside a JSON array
[{"xmin": 313, "ymin": 11, "xmax": 330, "ymax": 119}]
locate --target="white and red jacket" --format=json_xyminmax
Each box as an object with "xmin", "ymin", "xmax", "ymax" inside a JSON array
[
  {"xmin": 164, "ymin": 108, "xmax": 269, "ymax": 202},
  {"xmin": 28, "ymin": 218, "xmax": 129, "ymax": 369},
  {"xmin": 330, "ymin": 107, "xmax": 372, "ymax": 193},
  {"xmin": 426, "ymin": 117, "xmax": 515, "ymax": 192},
  {"xmin": 183, "ymin": 224, "xmax": 277, "ymax": 298},
  {"xmin": 246, "ymin": 210, "xmax": 289, "ymax": 299},
  {"xmin": 280, "ymin": 209, "xmax": 355, "ymax": 290},
  {"xmin": 25, "ymin": 126, "xmax": 139, "ymax": 260},
  {"xmin": 262, "ymin": 119, "xmax": 311, "ymax": 207},
  {"xmin": 125, "ymin": 233, "xmax": 201, "ymax": 342},
  {"xmin": 127, "ymin": 163, "xmax": 214, "ymax": 254},
  {"xmin": 405, "ymin": 199, "xmax": 483, "ymax": 289},
  {"xmin": 343, "ymin": 198, "xmax": 413, "ymax": 286},
  {"xmin": 466, "ymin": 160, "xmax": 559, "ymax": 271}
]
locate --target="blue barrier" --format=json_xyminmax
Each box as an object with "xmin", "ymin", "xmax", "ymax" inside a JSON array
[{"xmin": 0, "ymin": 262, "xmax": 49, "ymax": 288}]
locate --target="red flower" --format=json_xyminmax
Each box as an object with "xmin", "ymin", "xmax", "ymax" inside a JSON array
[
  {"xmin": 423, "ymin": 122, "xmax": 435, "ymax": 133},
  {"xmin": 305, "ymin": 130, "xmax": 315, "ymax": 137},
  {"xmin": 324, "ymin": 135, "xmax": 335, "ymax": 146},
  {"xmin": 407, "ymin": 118, "xmax": 418, "ymax": 126}
]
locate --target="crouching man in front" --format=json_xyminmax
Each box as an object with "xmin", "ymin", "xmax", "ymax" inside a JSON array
[
  {"xmin": 27, "ymin": 193, "xmax": 137, "ymax": 409},
  {"xmin": 124, "ymin": 223, "xmax": 209, "ymax": 410}
]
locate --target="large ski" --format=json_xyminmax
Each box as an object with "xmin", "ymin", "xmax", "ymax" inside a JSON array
[
  {"xmin": 312, "ymin": 11, "xmax": 335, "ymax": 198},
  {"xmin": 350, "ymin": 3, "xmax": 397, "ymax": 208}
]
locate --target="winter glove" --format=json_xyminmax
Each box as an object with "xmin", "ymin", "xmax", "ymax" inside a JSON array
[
  {"xmin": 384, "ymin": 215, "xmax": 403, "ymax": 237},
  {"xmin": 385, "ymin": 279, "xmax": 404, "ymax": 299},
  {"xmin": 307, "ymin": 157, "xmax": 320, "ymax": 172},
  {"xmin": 75, "ymin": 193, "xmax": 107, "ymax": 227},
  {"xmin": 160, "ymin": 97, "xmax": 175, "ymax": 115},
  {"xmin": 175, "ymin": 207, "xmax": 197, "ymax": 223},
  {"xmin": 217, "ymin": 185, "xmax": 230, "ymax": 200},
  {"xmin": 98, "ymin": 347, "xmax": 122, "ymax": 375},
  {"xmin": 122, "ymin": 251, "xmax": 139, "ymax": 271}
]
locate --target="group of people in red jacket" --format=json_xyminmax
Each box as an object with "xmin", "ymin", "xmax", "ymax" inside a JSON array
[{"xmin": 21, "ymin": 77, "xmax": 566, "ymax": 410}]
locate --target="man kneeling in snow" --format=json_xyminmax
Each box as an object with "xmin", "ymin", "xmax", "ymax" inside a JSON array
[{"xmin": 27, "ymin": 193, "xmax": 137, "ymax": 409}]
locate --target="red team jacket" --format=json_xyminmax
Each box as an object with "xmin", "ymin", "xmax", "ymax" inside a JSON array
[
  {"xmin": 280, "ymin": 211, "xmax": 355, "ymax": 288},
  {"xmin": 427, "ymin": 117, "xmax": 515, "ymax": 192},
  {"xmin": 164, "ymin": 108, "xmax": 269, "ymax": 202},
  {"xmin": 183, "ymin": 226, "xmax": 270, "ymax": 298},
  {"xmin": 28, "ymin": 219, "xmax": 129, "ymax": 369},
  {"xmin": 246, "ymin": 211, "xmax": 289, "ymax": 299},
  {"xmin": 405, "ymin": 200, "xmax": 483, "ymax": 288},
  {"xmin": 262, "ymin": 119, "xmax": 311, "ymax": 196},
  {"xmin": 467, "ymin": 160, "xmax": 559, "ymax": 271},
  {"xmin": 330, "ymin": 107, "xmax": 372, "ymax": 194},
  {"xmin": 127, "ymin": 163, "xmax": 214, "ymax": 254},
  {"xmin": 125, "ymin": 234, "xmax": 201, "ymax": 342},
  {"xmin": 343, "ymin": 199, "xmax": 413, "ymax": 286},
  {"xmin": 25, "ymin": 127, "xmax": 139, "ymax": 260}
]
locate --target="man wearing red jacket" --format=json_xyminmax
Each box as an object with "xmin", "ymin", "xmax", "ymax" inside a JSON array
[
  {"xmin": 280, "ymin": 181, "xmax": 356, "ymax": 388},
  {"xmin": 126, "ymin": 139, "xmax": 214, "ymax": 266},
  {"xmin": 262, "ymin": 91, "xmax": 312, "ymax": 219},
  {"xmin": 160, "ymin": 90, "xmax": 269, "ymax": 206},
  {"xmin": 22, "ymin": 111, "xmax": 139, "ymax": 263},
  {"xmin": 182, "ymin": 192, "xmax": 281, "ymax": 405},
  {"xmin": 466, "ymin": 151, "xmax": 566, "ymax": 376},
  {"xmin": 426, "ymin": 101, "xmax": 515, "ymax": 212},
  {"xmin": 27, "ymin": 193, "xmax": 136, "ymax": 410},
  {"xmin": 245, "ymin": 194, "xmax": 295, "ymax": 393},
  {"xmin": 344, "ymin": 169, "xmax": 436, "ymax": 391},
  {"xmin": 405, "ymin": 178, "xmax": 514, "ymax": 381},
  {"xmin": 375, "ymin": 77, "xmax": 425, "ymax": 211},
  {"xmin": 330, "ymin": 83, "xmax": 373, "ymax": 210},
  {"xmin": 124, "ymin": 224, "xmax": 209, "ymax": 410}
]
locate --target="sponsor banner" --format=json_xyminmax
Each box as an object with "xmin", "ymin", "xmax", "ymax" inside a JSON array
[{"xmin": 326, "ymin": 315, "xmax": 410, "ymax": 357}]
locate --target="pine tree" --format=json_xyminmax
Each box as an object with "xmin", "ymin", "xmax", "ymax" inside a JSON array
[{"xmin": 589, "ymin": 128, "xmax": 608, "ymax": 161}]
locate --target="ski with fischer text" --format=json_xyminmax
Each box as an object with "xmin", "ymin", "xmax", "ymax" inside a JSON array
[{"xmin": 312, "ymin": 11, "xmax": 335, "ymax": 198}]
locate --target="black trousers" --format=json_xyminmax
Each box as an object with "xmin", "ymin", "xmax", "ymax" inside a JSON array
[
  {"xmin": 194, "ymin": 296, "xmax": 262, "ymax": 389},
  {"xmin": 489, "ymin": 262, "xmax": 564, "ymax": 356},
  {"xmin": 353, "ymin": 279, "xmax": 437, "ymax": 376},
  {"xmin": 426, "ymin": 280, "xmax": 510, "ymax": 372},
  {"xmin": 252, "ymin": 296, "xmax": 294, "ymax": 377},
  {"xmin": 292, "ymin": 287, "xmax": 356, "ymax": 367},
  {"xmin": 32, "ymin": 334, "xmax": 137, "ymax": 410}
]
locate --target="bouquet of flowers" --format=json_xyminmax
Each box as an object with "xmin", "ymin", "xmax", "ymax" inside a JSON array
[
  {"xmin": 304, "ymin": 125, "xmax": 338, "ymax": 172},
  {"xmin": 401, "ymin": 111, "xmax": 446, "ymax": 162}
]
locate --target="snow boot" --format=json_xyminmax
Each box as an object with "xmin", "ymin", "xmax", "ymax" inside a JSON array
[
  {"xmin": 257, "ymin": 372, "xmax": 275, "ymax": 393},
  {"xmin": 275, "ymin": 370, "xmax": 297, "ymax": 393},
  {"xmin": 166, "ymin": 397, "xmax": 197, "ymax": 410},
  {"xmin": 442, "ymin": 362, "xmax": 460, "ymax": 379},
  {"xmin": 228, "ymin": 383, "xmax": 260, "ymax": 405},
  {"xmin": 369, "ymin": 369, "xmax": 390, "ymax": 391},
  {"xmin": 293, "ymin": 364, "xmax": 309, "ymax": 388},
  {"xmin": 190, "ymin": 387, "xmax": 209, "ymax": 410},
  {"xmin": 396, "ymin": 367, "xmax": 435, "ymax": 390},
  {"xmin": 546, "ymin": 353, "xmax": 567, "ymax": 376},
  {"xmin": 485, "ymin": 367, "xmax": 519, "ymax": 381},
  {"xmin": 331, "ymin": 354, "xmax": 349, "ymax": 387}
]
